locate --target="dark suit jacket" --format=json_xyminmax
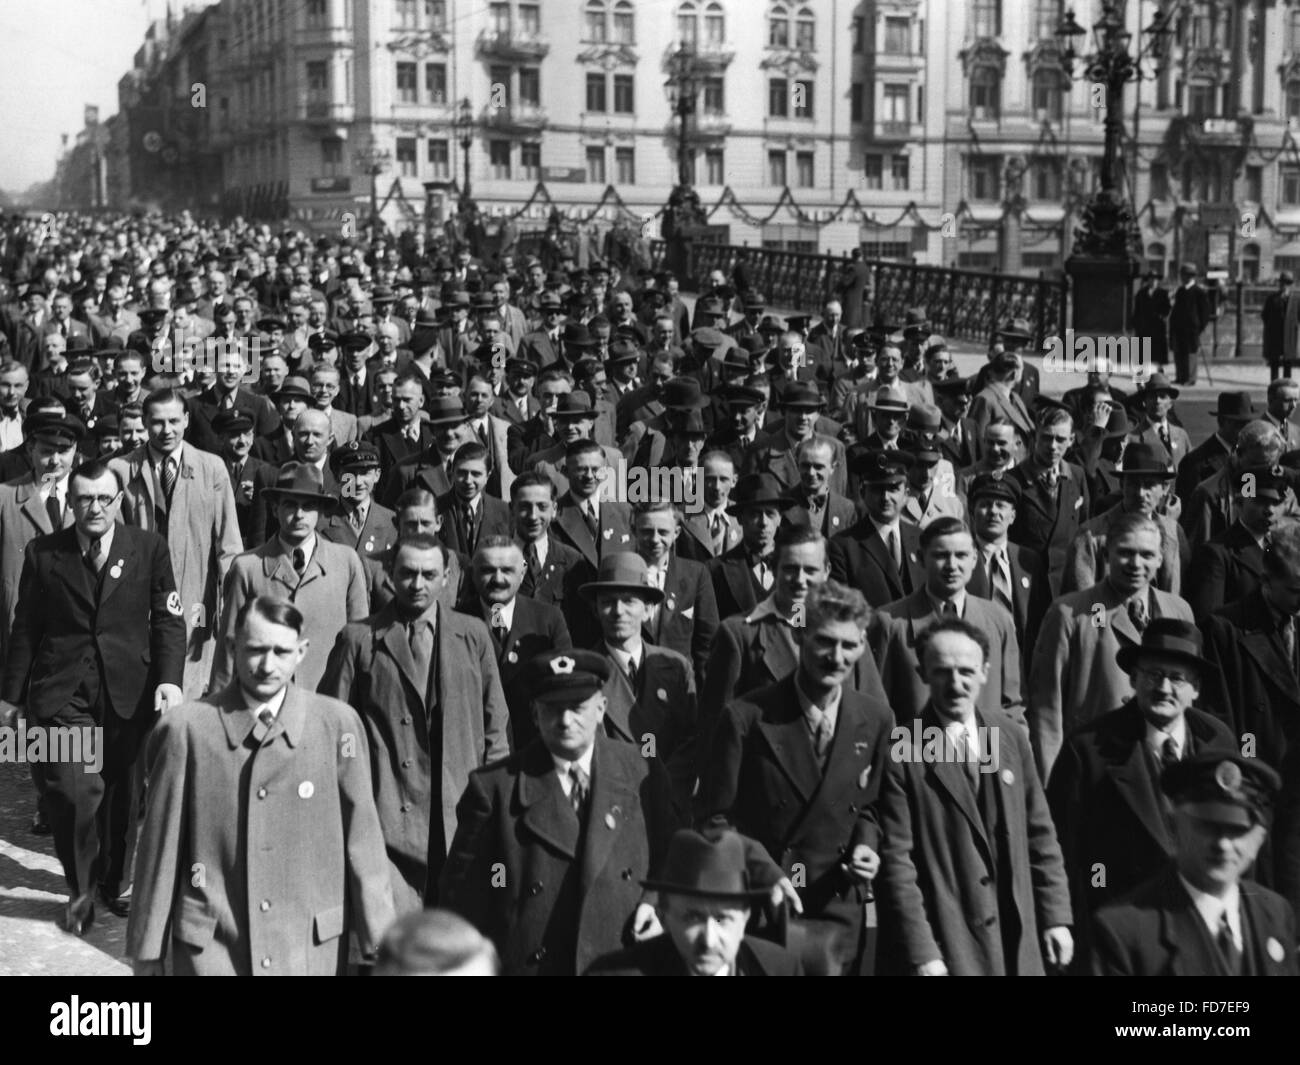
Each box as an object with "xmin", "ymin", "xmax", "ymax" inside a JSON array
[
  {"xmin": 699, "ymin": 674, "xmax": 893, "ymax": 934},
  {"xmin": 938, "ymin": 417, "xmax": 980, "ymax": 470},
  {"xmin": 383, "ymin": 450, "xmax": 453, "ymax": 509},
  {"xmin": 827, "ymin": 517, "xmax": 924, "ymax": 609},
  {"xmin": 517, "ymin": 533, "xmax": 597, "ymax": 645},
  {"xmin": 585, "ymin": 932, "xmax": 803, "ymax": 976},
  {"xmin": 366, "ymin": 418, "xmax": 435, "ymax": 484},
  {"xmin": 1, "ymin": 525, "xmax": 185, "ymax": 718},
  {"xmin": 780, "ymin": 490, "xmax": 857, "ymax": 539},
  {"xmin": 435, "ymin": 491, "xmax": 512, "ymax": 557},
  {"xmin": 965, "ymin": 540, "xmax": 1050, "ymax": 667},
  {"xmin": 1047, "ymin": 701, "xmax": 1236, "ymax": 965},
  {"xmin": 643, "ymin": 556, "xmax": 719, "ymax": 688},
  {"xmin": 317, "ymin": 500, "xmax": 398, "ymax": 563},
  {"xmin": 455, "ymin": 595, "xmax": 572, "ymax": 751},
  {"xmin": 708, "ymin": 543, "xmax": 766, "ymax": 622},
  {"xmin": 551, "ymin": 494, "xmax": 634, "ymax": 568},
  {"xmin": 186, "ymin": 386, "xmax": 282, "ymax": 455},
  {"xmin": 252, "ymin": 432, "xmax": 294, "ymax": 466},
  {"xmin": 439, "ymin": 738, "xmax": 679, "ymax": 975},
  {"xmin": 519, "ymin": 330, "xmax": 561, "ymax": 369},
  {"xmin": 1092, "ymin": 865, "xmax": 1297, "ymax": 976},
  {"xmin": 1187, "ymin": 523, "xmax": 1265, "ymax": 622},
  {"xmin": 1007, "ymin": 460, "xmax": 1090, "ymax": 598},
  {"xmin": 1168, "ymin": 283, "xmax": 1211, "ymax": 353},
  {"xmin": 1132, "ymin": 285, "xmax": 1172, "ymax": 365},
  {"xmin": 742, "ymin": 427, "xmax": 848, "ymax": 498},
  {"xmin": 224, "ymin": 453, "xmax": 273, "ymax": 548}
]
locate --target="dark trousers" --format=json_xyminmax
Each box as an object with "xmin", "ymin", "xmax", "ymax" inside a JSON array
[
  {"xmin": 1173, "ymin": 342, "xmax": 1199, "ymax": 385},
  {"xmin": 40, "ymin": 667, "xmax": 148, "ymax": 899}
]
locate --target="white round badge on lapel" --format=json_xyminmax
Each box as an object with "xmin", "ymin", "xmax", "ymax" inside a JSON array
[
  {"xmin": 507, "ymin": 650, "xmax": 519, "ymax": 664},
  {"xmin": 110, "ymin": 563, "xmax": 123, "ymax": 579},
  {"xmin": 604, "ymin": 812, "xmax": 616, "ymax": 830},
  {"xmin": 1001, "ymin": 769, "xmax": 1014, "ymax": 786},
  {"xmin": 1268, "ymin": 937, "xmax": 1286, "ymax": 963},
  {"xmin": 365, "ymin": 537, "xmax": 375, "ymax": 553},
  {"xmin": 299, "ymin": 781, "xmax": 314, "ymax": 799},
  {"xmin": 656, "ymin": 688, "xmax": 668, "ymax": 702},
  {"xmin": 603, "ymin": 528, "xmax": 613, "ymax": 539},
  {"xmin": 1020, "ymin": 576, "xmax": 1030, "ymax": 588}
]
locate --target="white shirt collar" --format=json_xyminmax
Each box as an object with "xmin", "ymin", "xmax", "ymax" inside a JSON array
[
  {"xmin": 553, "ymin": 746, "xmax": 596, "ymax": 795},
  {"xmin": 876, "ymin": 517, "xmax": 901, "ymax": 541},
  {"xmin": 149, "ymin": 441, "xmax": 185, "ymax": 471},
  {"xmin": 241, "ymin": 684, "xmax": 288, "ymax": 720},
  {"xmin": 76, "ymin": 523, "xmax": 115, "ymax": 560},
  {"xmin": 1145, "ymin": 715, "xmax": 1187, "ymax": 760},
  {"xmin": 484, "ymin": 597, "xmax": 516, "ymax": 630},
  {"xmin": 746, "ymin": 594, "xmax": 798, "ymax": 626},
  {"xmin": 1177, "ymin": 874, "xmax": 1242, "ymax": 949},
  {"xmin": 40, "ymin": 472, "xmax": 71, "ymax": 501},
  {"xmin": 605, "ymin": 641, "xmax": 643, "ymax": 676},
  {"xmin": 793, "ymin": 672, "xmax": 842, "ymax": 725},
  {"xmin": 926, "ymin": 589, "xmax": 967, "ymax": 617},
  {"xmin": 279, "ymin": 532, "xmax": 317, "ymax": 566}
]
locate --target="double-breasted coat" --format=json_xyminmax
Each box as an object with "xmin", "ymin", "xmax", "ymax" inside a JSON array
[{"xmin": 0, "ymin": 473, "xmax": 75, "ymax": 661}]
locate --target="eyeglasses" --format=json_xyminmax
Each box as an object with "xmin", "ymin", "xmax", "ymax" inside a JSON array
[
  {"xmin": 72, "ymin": 492, "xmax": 121, "ymax": 510},
  {"xmin": 1137, "ymin": 667, "xmax": 1194, "ymax": 687}
]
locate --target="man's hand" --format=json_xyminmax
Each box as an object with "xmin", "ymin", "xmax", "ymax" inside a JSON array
[
  {"xmin": 770, "ymin": 876, "xmax": 804, "ymax": 916},
  {"xmin": 154, "ymin": 684, "xmax": 184, "ymax": 714},
  {"xmin": 132, "ymin": 959, "xmax": 164, "ymax": 977},
  {"xmin": 1090, "ymin": 401, "xmax": 1112, "ymax": 429},
  {"xmin": 0, "ymin": 700, "xmax": 23, "ymax": 729},
  {"xmin": 845, "ymin": 844, "xmax": 879, "ymax": 883},
  {"xmin": 236, "ymin": 480, "xmax": 255, "ymax": 506},
  {"xmin": 916, "ymin": 959, "xmax": 948, "ymax": 976},
  {"xmin": 631, "ymin": 902, "xmax": 662, "ymax": 942},
  {"xmin": 1042, "ymin": 926, "xmax": 1074, "ymax": 970}
]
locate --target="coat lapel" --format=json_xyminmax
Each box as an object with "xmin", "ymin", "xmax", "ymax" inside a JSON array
[
  {"xmin": 581, "ymin": 739, "xmax": 637, "ymax": 891},
  {"xmin": 600, "ymin": 665, "xmax": 637, "ymax": 742},
  {"xmin": 52, "ymin": 533, "xmax": 95, "ymax": 611},
  {"xmin": 920, "ymin": 706, "xmax": 992, "ymax": 862},
  {"xmin": 16, "ymin": 479, "xmax": 55, "ymax": 534},
  {"xmin": 557, "ymin": 504, "xmax": 598, "ymax": 566},
  {"xmin": 378, "ymin": 612, "xmax": 423, "ymax": 699},
  {"xmin": 756, "ymin": 617, "xmax": 797, "ymax": 684},
  {"xmin": 518, "ymin": 749, "xmax": 580, "ymax": 860},
  {"xmin": 1237, "ymin": 627, "xmax": 1300, "ymax": 709},
  {"xmin": 1100, "ymin": 705, "xmax": 1172, "ymax": 852},
  {"xmin": 757, "ymin": 704, "xmax": 819, "ymax": 803},
  {"xmin": 1160, "ymin": 872, "xmax": 1228, "ymax": 977},
  {"xmin": 97, "ymin": 528, "xmax": 138, "ymax": 608}
]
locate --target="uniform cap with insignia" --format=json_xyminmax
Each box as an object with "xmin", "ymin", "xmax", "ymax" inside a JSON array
[
  {"xmin": 329, "ymin": 440, "xmax": 382, "ymax": 473},
  {"xmin": 339, "ymin": 331, "xmax": 374, "ymax": 352},
  {"xmin": 579, "ymin": 552, "xmax": 666, "ymax": 604},
  {"xmin": 851, "ymin": 448, "xmax": 911, "ymax": 485},
  {"xmin": 307, "ymin": 332, "xmax": 340, "ymax": 353},
  {"xmin": 506, "ymin": 356, "xmax": 539, "ymax": 376},
  {"xmin": 690, "ymin": 327, "xmax": 726, "ymax": 353},
  {"xmin": 212, "ymin": 408, "xmax": 255, "ymax": 436},
  {"xmin": 525, "ymin": 648, "xmax": 613, "ymax": 704},
  {"xmin": 1234, "ymin": 464, "xmax": 1288, "ymax": 502},
  {"xmin": 1160, "ymin": 753, "xmax": 1281, "ymax": 828},
  {"xmin": 968, "ymin": 470, "xmax": 1021, "ymax": 507},
  {"xmin": 26, "ymin": 412, "xmax": 86, "ymax": 445}
]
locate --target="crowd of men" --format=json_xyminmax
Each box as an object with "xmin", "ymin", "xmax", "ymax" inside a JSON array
[{"xmin": 1, "ymin": 210, "xmax": 1299, "ymax": 978}]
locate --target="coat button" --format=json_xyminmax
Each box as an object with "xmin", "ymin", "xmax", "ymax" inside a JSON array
[
  {"xmin": 400, "ymin": 803, "xmax": 411, "ymax": 812},
  {"xmin": 401, "ymin": 758, "xmax": 412, "ymax": 768},
  {"xmin": 979, "ymin": 876, "xmax": 991, "ymax": 887},
  {"xmin": 401, "ymin": 716, "xmax": 411, "ymax": 725},
  {"xmin": 260, "ymin": 956, "xmax": 272, "ymax": 969},
  {"xmin": 984, "ymin": 916, "xmax": 997, "ymax": 928},
  {"xmin": 621, "ymin": 868, "xmax": 634, "ymax": 880},
  {"xmin": 257, "ymin": 787, "xmax": 267, "ymax": 799},
  {"xmin": 260, "ymin": 899, "xmax": 271, "ymax": 912},
  {"xmin": 529, "ymin": 881, "xmax": 543, "ymax": 896}
]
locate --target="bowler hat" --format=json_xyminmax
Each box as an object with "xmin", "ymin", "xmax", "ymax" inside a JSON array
[
  {"xmin": 262, "ymin": 462, "xmax": 338, "ymax": 511},
  {"xmin": 1161, "ymin": 753, "xmax": 1280, "ymax": 829},
  {"xmin": 579, "ymin": 552, "xmax": 665, "ymax": 604},
  {"xmin": 1116, "ymin": 618, "xmax": 1215, "ymax": 678},
  {"xmin": 1118, "ymin": 441, "xmax": 1175, "ymax": 478},
  {"xmin": 272, "ymin": 376, "xmax": 312, "ymax": 402},
  {"xmin": 641, "ymin": 828, "xmax": 771, "ymax": 901},
  {"xmin": 726, "ymin": 472, "xmax": 788, "ymax": 514},
  {"xmin": 1211, "ymin": 392, "xmax": 1255, "ymax": 421},
  {"xmin": 902, "ymin": 307, "xmax": 929, "ymax": 335},
  {"xmin": 524, "ymin": 649, "xmax": 613, "ymax": 704}
]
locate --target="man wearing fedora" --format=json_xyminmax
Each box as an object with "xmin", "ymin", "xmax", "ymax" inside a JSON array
[
  {"xmin": 851, "ymin": 382, "xmax": 909, "ymax": 456},
  {"xmin": 622, "ymin": 377, "xmax": 712, "ymax": 471},
  {"xmin": 1169, "ymin": 263, "xmax": 1210, "ymax": 386},
  {"xmin": 322, "ymin": 533, "xmax": 510, "ymax": 913},
  {"xmin": 1127, "ymin": 373, "xmax": 1190, "ymax": 470},
  {"xmin": 254, "ymin": 374, "xmax": 312, "ymax": 466},
  {"xmin": 704, "ymin": 383, "xmax": 766, "ymax": 473},
  {"xmin": 898, "ymin": 415, "xmax": 964, "ymax": 529},
  {"xmin": 1263, "ymin": 269, "xmax": 1293, "ymax": 379},
  {"xmin": 111, "ymin": 388, "xmax": 244, "ymax": 699},
  {"xmin": 382, "ymin": 395, "xmax": 473, "ymax": 508},
  {"xmin": 700, "ymin": 579, "xmax": 894, "ymax": 976},
  {"xmin": 439, "ymin": 649, "xmax": 681, "ymax": 976},
  {"xmin": 1187, "ymin": 465, "xmax": 1286, "ymax": 622},
  {"xmin": 1092, "ymin": 754, "xmax": 1296, "ymax": 976},
  {"xmin": 1029, "ymin": 511, "xmax": 1195, "ymax": 780},
  {"xmin": 600, "ymin": 338, "xmax": 643, "ymax": 410},
  {"xmin": 1133, "ymin": 268, "xmax": 1172, "ymax": 376},
  {"xmin": 744, "ymin": 382, "xmax": 848, "ymax": 498},
  {"xmin": 585, "ymin": 827, "xmax": 804, "ymax": 976},
  {"xmin": 529, "ymin": 392, "xmax": 622, "ymax": 496},
  {"xmin": 319, "ymin": 440, "xmax": 397, "ymax": 564},
  {"xmin": 1048, "ymin": 619, "xmax": 1236, "ymax": 967},
  {"xmin": 829, "ymin": 450, "xmax": 925, "ymax": 608},
  {"xmin": 434, "ymin": 291, "xmax": 476, "ymax": 372},
  {"xmin": 212, "ymin": 462, "xmax": 369, "ymax": 693},
  {"xmin": 709, "ymin": 472, "xmax": 785, "ymax": 623},
  {"xmin": 1064, "ymin": 441, "xmax": 1188, "ymax": 596}
]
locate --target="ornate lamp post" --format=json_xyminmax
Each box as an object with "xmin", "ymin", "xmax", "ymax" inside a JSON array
[
  {"xmin": 1057, "ymin": 2, "xmax": 1173, "ymax": 336},
  {"xmin": 455, "ymin": 97, "xmax": 476, "ymax": 209},
  {"xmin": 352, "ymin": 137, "xmax": 392, "ymax": 236},
  {"xmin": 663, "ymin": 46, "xmax": 707, "ymax": 280}
]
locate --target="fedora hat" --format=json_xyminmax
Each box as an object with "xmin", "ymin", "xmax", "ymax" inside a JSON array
[
  {"xmin": 262, "ymin": 462, "xmax": 338, "ymax": 511},
  {"xmin": 663, "ymin": 377, "xmax": 710, "ymax": 411},
  {"xmin": 551, "ymin": 392, "xmax": 597, "ymax": 418},
  {"xmin": 579, "ymin": 551, "xmax": 665, "ymax": 603},
  {"xmin": 996, "ymin": 317, "xmax": 1034, "ymax": 342},
  {"xmin": 668, "ymin": 409, "xmax": 708, "ymax": 437},
  {"xmin": 867, "ymin": 384, "xmax": 910, "ymax": 413},
  {"xmin": 1135, "ymin": 372, "xmax": 1179, "ymax": 399},
  {"xmin": 1211, "ymin": 392, "xmax": 1255, "ymax": 421},
  {"xmin": 757, "ymin": 315, "xmax": 786, "ymax": 336},
  {"xmin": 906, "ymin": 403, "xmax": 943, "ymax": 433},
  {"xmin": 426, "ymin": 396, "xmax": 469, "ymax": 427},
  {"xmin": 272, "ymin": 376, "xmax": 312, "ymax": 402},
  {"xmin": 902, "ymin": 307, "xmax": 929, "ymax": 334},
  {"xmin": 720, "ymin": 349, "xmax": 754, "ymax": 376},
  {"xmin": 1116, "ymin": 618, "xmax": 1215, "ymax": 677},
  {"xmin": 1103, "ymin": 405, "xmax": 1131, "ymax": 439},
  {"xmin": 641, "ymin": 828, "xmax": 771, "ymax": 902},
  {"xmin": 1118, "ymin": 441, "xmax": 1175, "ymax": 478},
  {"xmin": 780, "ymin": 382, "xmax": 825, "ymax": 410},
  {"xmin": 726, "ymin": 472, "xmax": 789, "ymax": 515},
  {"xmin": 562, "ymin": 323, "xmax": 595, "ymax": 348}
]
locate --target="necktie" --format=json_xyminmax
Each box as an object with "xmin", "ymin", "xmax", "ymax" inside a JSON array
[
  {"xmin": 84, "ymin": 536, "xmax": 103, "ymax": 574},
  {"xmin": 353, "ymin": 373, "xmax": 363, "ymax": 389},
  {"xmin": 526, "ymin": 542, "xmax": 541, "ymax": 580},
  {"xmin": 1157, "ymin": 423, "xmax": 1171, "ymax": 453},
  {"xmin": 408, "ymin": 619, "xmax": 433, "ymax": 689},
  {"xmin": 991, "ymin": 549, "xmax": 1013, "ymax": 613},
  {"xmin": 1217, "ymin": 910, "xmax": 1242, "ymax": 974},
  {"xmin": 161, "ymin": 455, "xmax": 178, "ymax": 501},
  {"xmin": 491, "ymin": 615, "xmax": 507, "ymax": 657},
  {"xmin": 886, "ymin": 527, "xmax": 902, "ymax": 571},
  {"xmin": 293, "ymin": 546, "xmax": 306, "ymax": 577},
  {"xmin": 626, "ymin": 657, "xmax": 640, "ymax": 691},
  {"xmin": 476, "ymin": 421, "xmax": 489, "ymax": 449},
  {"xmin": 710, "ymin": 512, "xmax": 726, "ymax": 554},
  {"xmin": 940, "ymin": 599, "xmax": 957, "ymax": 617},
  {"xmin": 1128, "ymin": 596, "xmax": 1149, "ymax": 633},
  {"xmin": 1040, "ymin": 466, "xmax": 1060, "ymax": 502},
  {"xmin": 348, "ymin": 507, "xmax": 365, "ymax": 536},
  {"xmin": 811, "ymin": 711, "xmax": 833, "ymax": 765},
  {"xmin": 583, "ymin": 503, "xmax": 599, "ymax": 540},
  {"xmin": 569, "ymin": 764, "xmax": 589, "ymax": 815},
  {"xmin": 59, "ymin": 320, "xmax": 67, "ymax": 338},
  {"xmin": 462, "ymin": 504, "xmax": 477, "ymax": 548},
  {"xmin": 45, "ymin": 489, "xmax": 62, "ymax": 529},
  {"xmin": 258, "ymin": 708, "xmax": 274, "ymax": 730}
]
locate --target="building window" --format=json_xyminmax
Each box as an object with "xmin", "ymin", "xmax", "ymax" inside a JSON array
[
  {"xmin": 586, "ymin": 146, "xmax": 606, "ymax": 183},
  {"xmin": 427, "ymin": 139, "xmax": 449, "ymax": 179},
  {"xmin": 970, "ymin": 68, "xmax": 1001, "ymax": 119},
  {"xmin": 705, "ymin": 148, "xmax": 725, "ymax": 184},
  {"xmin": 850, "ymin": 82, "xmax": 863, "ymax": 122},
  {"xmin": 1022, "ymin": 251, "xmax": 1061, "ymax": 271},
  {"xmin": 584, "ymin": 0, "xmax": 607, "ymax": 43},
  {"xmin": 1240, "ymin": 243, "xmax": 1260, "ymax": 282},
  {"xmin": 795, "ymin": 151, "xmax": 814, "ymax": 188},
  {"xmin": 396, "ymin": 137, "xmax": 418, "ymax": 177},
  {"xmin": 396, "ymin": 0, "xmax": 418, "ymax": 29},
  {"xmin": 863, "ymin": 155, "xmax": 883, "ymax": 190},
  {"xmin": 678, "ymin": 1, "xmax": 698, "ymax": 46},
  {"xmin": 972, "ymin": 0, "xmax": 1000, "ymax": 37},
  {"xmin": 1032, "ymin": 0, "xmax": 1058, "ymax": 40},
  {"xmin": 1245, "ymin": 165, "xmax": 1262, "ymax": 203},
  {"xmin": 1290, "ymin": 9, "xmax": 1300, "ymax": 53},
  {"xmin": 425, "ymin": 1, "xmax": 447, "ymax": 31},
  {"xmin": 1188, "ymin": 83, "xmax": 1215, "ymax": 119},
  {"xmin": 518, "ymin": 3, "xmax": 539, "ymax": 35},
  {"xmin": 769, "ymin": 78, "xmax": 788, "ymax": 117},
  {"xmin": 852, "ymin": 16, "xmax": 863, "ymax": 53},
  {"xmin": 613, "ymin": 1, "xmax": 634, "ymax": 43},
  {"xmin": 613, "ymin": 74, "xmax": 634, "ymax": 113},
  {"xmin": 1287, "ymin": 80, "xmax": 1300, "ymax": 122},
  {"xmin": 795, "ymin": 7, "xmax": 814, "ymax": 49},
  {"xmin": 490, "ymin": 65, "xmax": 512, "ymax": 104},
  {"xmin": 1031, "ymin": 70, "xmax": 1063, "ymax": 122},
  {"xmin": 969, "ymin": 156, "xmax": 1001, "ymax": 200},
  {"xmin": 882, "ymin": 84, "xmax": 910, "ymax": 124},
  {"xmin": 704, "ymin": 2, "xmax": 725, "ymax": 45},
  {"xmin": 616, "ymin": 147, "xmax": 636, "ymax": 184},
  {"xmin": 520, "ymin": 68, "xmax": 540, "ymax": 107},
  {"xmin": 1149, "ymin": 162, "xmax": 1169, "ymax": 199},
  {"xmin": 396, "ymin": 62, "xmax": 418, "ymax": 103},
  {"xmin": 521, "ymin": 142, "xmax": 541, "ymax": 181},
  {"xmin": 306, "ymin": 61, "xmax": 329, "ymax": 93},
  {"xmin": 489, "ymin": 140, "xmax": 512, "ymax": 179},
  {"xmin": 1031, "ymin": 158, "xmax": 1062, "ymax": 200},
  {"xmin": 793, "ymin": 80, "xmax": 814, "ymax": 118},
  {"xmin": 586, "ymin": 73, "xmax": 607, "ymax": 112},
  {"xmin": 768, "ymin": 150, "xmax": 787, "ymax": 186},
  {"xmin": 890, "ymin": 154, "xmax": 909, "ymax": 190},
  {"xmin": 306, "ymin": 0, "xmax": 327, "ymax": 27},
  {"xmin": 1282, "ymin": 167, "xmax": 1300, "ymax": 207},
  {"xmin": 883, "ymin": 16, "xmax": 909, "ymax": 54},
  {"xmin": 489, "ymin": 2, "xmax": 511, "ymax": 35},
  {"xmin": 425, "ymin": 63, "xmax": 447, "ymax": 104},
  {"xmin": 703, "ymin": 76, "xmax": 725, "ymax": 113},
  {"xmin": 769, "ymin": 5, "xmax": 789, "ymax": 47},
  {"xmin": 321, "ymin": 138, "xmax": 343, "ymax": 177}
]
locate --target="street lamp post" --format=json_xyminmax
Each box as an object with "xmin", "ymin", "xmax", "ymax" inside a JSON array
[
  {"xmin": 455, "ymin": 97, "xmax": 475, "ymax": 208},
  {"xmin": 663, "ymin": 46, "xmax": 706, "ymax": 280},
  {"xmin": 1057, "ymin": 2, "xmax": 1173, "ymax": 336},
  {"xmin": 352, "ymin": 137, "xmax": 392, "ymax": 237}
]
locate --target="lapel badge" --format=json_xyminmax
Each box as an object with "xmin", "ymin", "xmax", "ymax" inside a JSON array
[
  {"xmin": 858, "ymin": 768, "xmax": 871, "ymax": 789},
  {"xmin": 832, "ymin": 515, "xmax": 841, "ymax": 528},
  {"xmin": 854, "ymin": 741, "xmax": 870, "ymax": 754},
  {"xmin": 1267, "ymin": 937, "xmax": 1286, "ymax": 963},
  {"xmin": 665, "ymin": 595, "xmax": 677, "ymax": 612},
  {"xmin": 1001, "ymin": 768, "xmax": 1014, "ymax": 786},
  {"xmin": 1020, "ymin": 575, "xmax": 1030, "ymax": 588},
  {"xmin": 364, "ymin": 536, "xmax": 375, "ymax": 553},
  {"xmin": 110, "ymin": 560, "xmax": 124, "ymax": 580},
  {"xmin": 507, "ymin": 650, "xmax": 519, "ymax": 664},
  {"xmin": 604, "ymin": 811, "xmax": 617, "ymax": 830},
  {"xmin": 656, "ymin": 687, "xmax": 668, "ymax": 702},
  {"xmin": 602, "ymin": 527, "xmax": 613, "ymax": 540},
  {"xmin": 299, "ymin": 781, "xmax": 314, "ymax": 799}
]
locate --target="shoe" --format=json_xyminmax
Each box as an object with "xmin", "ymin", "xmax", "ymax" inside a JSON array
[
  {"xmin": 30, "ymin": 810, "xmax": 50, "ymax": 835},
  {"xmin": 65, "ymin": 894, "xmax": 95, "ymax": 937},
  {"xmin": 97, "ymin": 886, "xmax": 130, "ymax": 918}
]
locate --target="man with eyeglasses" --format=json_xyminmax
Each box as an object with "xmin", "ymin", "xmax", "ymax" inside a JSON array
[
  {"xmin": 1048, "ymin": 619, "xmax": 1236, "ymax": 969},
  {"xmin": 1, "ymin": 460, "xmax": 186, "ymax": 934}
]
